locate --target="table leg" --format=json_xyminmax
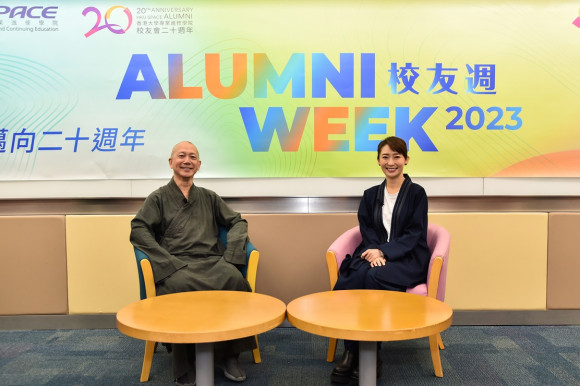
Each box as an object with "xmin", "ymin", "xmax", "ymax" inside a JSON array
[
  {"xmin": 359, "ymin": 341, "xmax": 377, "ymax": 386},
  {"xmin": 429, "ymin": 334, "xmax": 443, "ymax": 377},
  {"xmin": 140, "ymin": 340, "xmax": 155, "ymax": 382},
  {"xmin": 196, "ymin": 342, "xmax": 214, "ymax": 386}
]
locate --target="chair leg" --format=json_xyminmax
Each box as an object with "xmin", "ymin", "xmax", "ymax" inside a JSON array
[
  {"xmin": 141, "ymin": 340, "xmax": 156, "ymax": 382},
  {"xmin": 437, "ymin": 333, "xmax": 445, "ymax": 350},
  {"xmin": 428, "ymin": 334, "xmax": 443, "ymax": 377},
  {"xmin": 327, "ymin": 337, "xmax": 337, "ymax": 362},
  {"xmin": 252, "ymin": 335, "xmax": 262, "ymax": 364}
]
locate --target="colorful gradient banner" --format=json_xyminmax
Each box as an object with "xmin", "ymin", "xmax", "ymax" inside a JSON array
[{"xmin": 1, "ymin": 1, "xmax": 579, "ymax": 179}]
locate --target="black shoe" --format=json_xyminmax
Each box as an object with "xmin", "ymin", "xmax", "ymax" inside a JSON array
[
  {"xmin": 331, "ymin": 350, "xmax": 358, "ymax": 384},
  {"xmin": 175, "ymin": 369, "xmax": 196, "ymax": 386},
  {"xmin": 350, "ymin": 353, "xmax": 382, "ymax": 382}
]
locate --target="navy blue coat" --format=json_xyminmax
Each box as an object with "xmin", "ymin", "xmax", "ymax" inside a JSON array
[{"xmin": 336, "ymin": 175, "xmax": 430, "ymax": 289}]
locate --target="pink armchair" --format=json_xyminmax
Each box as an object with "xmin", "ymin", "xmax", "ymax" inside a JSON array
[{"xmin": 325, "ymin": 223, "xmax": 451, "ymax": 377}]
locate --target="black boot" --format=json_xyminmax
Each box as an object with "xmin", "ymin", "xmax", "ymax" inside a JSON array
[
  {"xmin": 350, "ymin": 351, "xmax": 382, "ymax": 383},
  {"xmin": 330, "ymin": 350, "xmax": 358, "ymax": 384}
]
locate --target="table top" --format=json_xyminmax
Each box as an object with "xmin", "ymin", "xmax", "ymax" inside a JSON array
[
  {"xmin": 287, "ymin": 290, "xmax": 453, "ymax": 342},
  {"xmin": 116, "ymin": 291, "xmax": 286, "ymax": 344}
]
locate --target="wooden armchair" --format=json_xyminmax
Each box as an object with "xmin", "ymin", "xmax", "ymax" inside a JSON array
[{"xmin": 133, "ymin": 228, "xmax": 261, "ymax": 382}]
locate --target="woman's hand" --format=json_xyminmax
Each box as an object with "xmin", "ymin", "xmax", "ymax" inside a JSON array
[{"xmin": 361, "ymin": 249, "xmax": 386, "ymax": 267}]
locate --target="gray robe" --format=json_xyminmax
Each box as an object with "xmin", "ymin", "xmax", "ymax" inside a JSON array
[
  {"xmin": 130, "ymin": 179, "xmax": 255, "ymax": 377},
  {"xmin": 130, "ymin": 179, "xmax": 250, "ymax": 293}
]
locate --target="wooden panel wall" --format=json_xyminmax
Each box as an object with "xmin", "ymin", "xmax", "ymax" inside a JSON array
[
  {"xmin": 65, "ymin": 215, "xmax": 139, "ymax": 314},
  {"xmin": 547, "ymin": 213, "xmax": 580, "ymax": 309},
  {"xmin": 1, "ymin": 212, "xmax": 578, "ymax": 315},
  {"xmin": 0, "ymin": 216, "xmax": 67, "ymax": 315},
  {"xmin": 429, "ymin": 213, "xmax": 548, "ymax": 310}
]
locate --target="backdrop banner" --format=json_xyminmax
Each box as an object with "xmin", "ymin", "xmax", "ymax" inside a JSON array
[{"xmin": 1, "ymin": 1, "xmax": 579, "ymax": 179}]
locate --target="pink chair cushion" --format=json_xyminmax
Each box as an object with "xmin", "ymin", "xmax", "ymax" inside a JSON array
[{"xmin": 406, "ymin": 283, "xmax": 427, "ymax": 297}]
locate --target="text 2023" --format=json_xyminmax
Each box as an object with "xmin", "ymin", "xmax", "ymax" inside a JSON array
[{"xmin": 446, "ymin": 106, "xmax": 522, "ymax": 130}]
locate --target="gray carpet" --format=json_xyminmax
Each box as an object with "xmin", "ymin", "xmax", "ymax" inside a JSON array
[{"xmin": 0, "ymin": 326, "xmax": 578, "ymax": 385}]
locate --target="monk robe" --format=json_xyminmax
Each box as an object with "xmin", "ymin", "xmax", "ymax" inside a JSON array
[
  {"xmin": 130, "ymin": 179, "xmax": 251, "ymax": 293},
  {"xmin": 130, "ymin": 179, "xmax": 256, "ymax": 378}
]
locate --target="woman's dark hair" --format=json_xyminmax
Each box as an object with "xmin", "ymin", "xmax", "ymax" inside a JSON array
[{"xmin": 377, "ymin": 136, "xmax": 408, "ymax": 159}]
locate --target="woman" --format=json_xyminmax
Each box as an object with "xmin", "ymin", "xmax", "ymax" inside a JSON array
[{"xmin": 331, "ymin": 136, "xmax": 430, "ymax": 384}]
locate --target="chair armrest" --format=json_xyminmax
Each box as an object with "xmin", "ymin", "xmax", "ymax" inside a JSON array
[
  {"xmin": 328, "ymin": 226, "xmax": 361, "ymax": 269},
  {"xmin": 326, "ymin": 250, "xmax": 339, "ymax": 289},
  {"xmin": 427, "ymin": 256, "xmax": 443, "ymax": 299},
  {"xmin": 246, "ymin": 250, "xmax": 259, "ymax": 292},
  {"xmin": 326, "ymin": 226, "xmax": 360, "ymax": 290},
  {"xmin": 140, "ymin": 258, "xmax": 157, "ymax": 298}
]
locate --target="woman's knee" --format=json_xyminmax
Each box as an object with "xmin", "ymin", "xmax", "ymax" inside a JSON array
[{"xmin": 364, "ymin": 268, "xmax": 382, "ymax": 289}]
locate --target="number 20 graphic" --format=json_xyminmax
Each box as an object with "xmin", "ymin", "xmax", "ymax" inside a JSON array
[{"xmin": 83, "ymin": 6, "xmax": 133, "ymax": 37}]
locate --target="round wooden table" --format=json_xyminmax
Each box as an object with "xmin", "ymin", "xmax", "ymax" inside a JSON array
[
  {"xmin": 287, "ymin": 290, "xmax": 453, "ymax": 386},
  {"xmin": 117, "ymin": 291, "xmax": 286, "ymax": 386}
]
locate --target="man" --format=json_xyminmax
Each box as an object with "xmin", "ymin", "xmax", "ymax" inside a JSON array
[{"xmin": 130, "ymin": 141, "xmax": 255, "ymax": 385}]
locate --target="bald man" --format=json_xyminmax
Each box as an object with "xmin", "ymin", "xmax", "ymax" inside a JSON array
[{"xmin": 130, "ymin": 141, "xmax": 255, "ymax": 385}]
